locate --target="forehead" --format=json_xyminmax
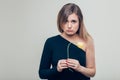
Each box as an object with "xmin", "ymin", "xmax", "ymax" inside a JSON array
[{"xmin": 67, "ymin": 13, "xmax": 79, "ymax": 20}]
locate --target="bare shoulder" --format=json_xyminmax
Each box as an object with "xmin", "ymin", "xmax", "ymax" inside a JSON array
[
  {"xmin": 85, "ymin": 36, "xmax": 95, "ymax": 51},
  {"xmin": 87, "ymin": 36, "xmax": 94, "ymax": 45}
]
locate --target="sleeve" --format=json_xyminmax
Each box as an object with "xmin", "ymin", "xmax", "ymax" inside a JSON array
[{"xmin": 38, "ymin": 38, "xmax": 59, "ymax": 79}]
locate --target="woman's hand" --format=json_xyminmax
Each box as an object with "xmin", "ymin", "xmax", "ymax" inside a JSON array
[
  {"xmin": 66, "ymin": 59, "xmax": 81, "ymax": 71},
  {"xmin": 57, "ymin": 59, "xmax": 68, "ymax": 72}
]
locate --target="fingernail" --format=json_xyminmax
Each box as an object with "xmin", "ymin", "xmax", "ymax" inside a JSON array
[{"xmin": 66, "ymin": 60, "xmax": 67, "ymax": 62}]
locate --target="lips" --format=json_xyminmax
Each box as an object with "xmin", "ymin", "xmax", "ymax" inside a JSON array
[{"xmin": 67, "ymin": 30, "xmax": 73, "ymax": 32}]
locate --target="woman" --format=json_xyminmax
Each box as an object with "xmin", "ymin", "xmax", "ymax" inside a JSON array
[{"xmin": 39, "ymin": 3, "xmax": 96, "ymax": 80}]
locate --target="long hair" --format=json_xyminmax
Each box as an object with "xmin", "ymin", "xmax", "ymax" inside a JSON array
[{"xmin": 57, "ymin": 3, "xmax": 91, "ymax": 41}]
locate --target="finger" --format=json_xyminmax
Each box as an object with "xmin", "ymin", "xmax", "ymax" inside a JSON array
[
  {"xmin": 58, "ymin": 64, "xmax": 68, "ymax": 71},
  {"xmin": 58, "ymin": 60, "xmax": 68, "ymax": 68},
  {"xmin": 61, "ymin": 66, "xmax": 68, "ymax": 69},
  {"xmin": 60, "ymin": 60, "xmax": 67, "ymax": 64},
  {"xmin": 60, "ymin": 63, "xmax": 68, "ymax": 67},
  {"xmin": 67, "ymin": 60, "xmax": 75, "ymax": 65},
  {"xmin": 67, "ymin": 61, "xmax": 78, "ymax": 69},
  {"xmin": 67, "ymin": 59, "xmax": 77, "ymax": 63},
  {"xmin": 67, "ymin": 63, "xmax": 75, "ymax": 67}
]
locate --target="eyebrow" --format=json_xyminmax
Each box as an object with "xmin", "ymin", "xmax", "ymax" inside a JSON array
[{"xmin": 66, "ymin": 19, "xmax": 78, "ymax": 21}]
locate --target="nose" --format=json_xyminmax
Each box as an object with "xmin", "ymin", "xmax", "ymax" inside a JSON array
[{"xmin": 68, "ymin": 22, "xmax": 72, "ymax": 28}]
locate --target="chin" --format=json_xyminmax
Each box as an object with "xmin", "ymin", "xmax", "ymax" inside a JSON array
[
  {"xmin": 64, "ymin": 31, "xmax": 77, "ymax": 36},
  {"xmin": 66, "ymin": 33, "xmax": 75, "ymax": 36}
]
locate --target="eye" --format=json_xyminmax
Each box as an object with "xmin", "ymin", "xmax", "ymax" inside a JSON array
[
  {"xmin": 71, "ymin": 20, "xmax": 77, "ymax": 23},
  {"xmin": 66, "ymin": 20, "xmax": 68, "ymax": 22}
]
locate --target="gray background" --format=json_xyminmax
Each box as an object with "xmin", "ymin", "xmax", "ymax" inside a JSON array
[{"xmin": 0, "ymin": 0, "xmax": 120, "ymax": 80}]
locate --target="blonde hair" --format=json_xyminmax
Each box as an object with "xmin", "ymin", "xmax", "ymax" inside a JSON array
[{"xmin": 79, "ymin": 20, "xmax": 91, "ymax": 41}]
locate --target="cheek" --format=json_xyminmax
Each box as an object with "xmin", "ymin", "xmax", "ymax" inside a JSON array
[
  {"xmin": 62, "ymin": 24, "xmax": 67, "ymax": 29},
  {"xmin": 74, "ymin": 25, "xmax": 79, "ymax": 33},
  {"xmin": 74, "ymin": 24, "xmax": 79, "ymax": 30},
  {"xmin": 61, "ymin": 25, "xmax": 66, "ymax": 31}
]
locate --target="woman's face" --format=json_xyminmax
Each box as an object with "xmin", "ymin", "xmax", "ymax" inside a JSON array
[{"xmin": 62, "ymin": 13, "xmax": 79, "ymax": 36}]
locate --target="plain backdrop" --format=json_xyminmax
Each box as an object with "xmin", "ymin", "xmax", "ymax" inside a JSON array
[{"xmin": 0, "ymin": 0, "xmax": 120, "ymax": 80}]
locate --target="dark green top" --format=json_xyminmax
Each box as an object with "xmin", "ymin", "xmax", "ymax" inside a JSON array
[{"xmin": 39, "ymin": 35, "xmax": 90, "ymax": 80}]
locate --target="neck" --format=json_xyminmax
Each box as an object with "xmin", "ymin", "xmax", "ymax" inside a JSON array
[{"xmin": 61, "ymin": 33, "xmax": 79, "ymax": 42}]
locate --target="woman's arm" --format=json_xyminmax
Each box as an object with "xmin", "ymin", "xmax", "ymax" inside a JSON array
[
  {"xmin": 78, "ymin": 37, "xmax": 96, "ymax": 77},
  {"xmin": 39, "ymin": 39, "xmax": 59, "ymax": 79}
]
